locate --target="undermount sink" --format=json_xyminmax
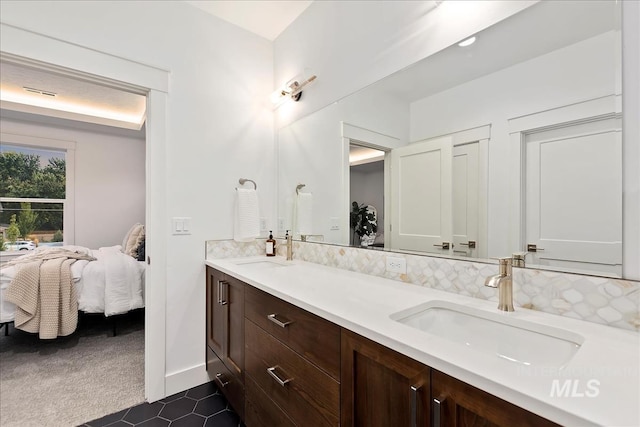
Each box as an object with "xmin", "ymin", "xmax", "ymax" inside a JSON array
[
  {"xmin": 391, "ymin": 301, "xmax": 583, "ymax": 368},
  {"xmin": 232, "ymin": 258, "xmax": 291, "ymax": 269}
]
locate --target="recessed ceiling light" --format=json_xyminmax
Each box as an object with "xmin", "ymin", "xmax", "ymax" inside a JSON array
[{"xmin": 458, "ymin": 36, "xmax": 476, "ymax": 47}]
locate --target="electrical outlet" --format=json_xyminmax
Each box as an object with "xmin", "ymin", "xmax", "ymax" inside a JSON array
[
  {"xmin": 260, "ymin": 217, "xmax": 267, "ymax": 232},
  {"xmin": 278, "ymin": 218, "xmax": 285, "ymax": 231},
  {"xmin": 330, "ymin": 217, "xmax": 340, "ymax": 231},
  {"xmin": 386, "ymin": 256, "xmax": 406, "ymax": 274}
]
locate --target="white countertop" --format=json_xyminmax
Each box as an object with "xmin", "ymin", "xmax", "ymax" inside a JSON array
[{"xmin": 205, "ymin": 256, "xmax": 640, "ymax": 426}]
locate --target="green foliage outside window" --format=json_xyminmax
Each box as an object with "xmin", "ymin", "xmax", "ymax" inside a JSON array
[
  {"xmin": 52, "ymin": 230, "xmax": 64, "ymax": 242},
  {"xmin": 0, "ymin": 152, "xmax": 65, "ymax": 199},
  {"xmin": 0, "ymin": 151, "xmax": 65, "ymax": 235},
  {"xmin": 6, "ymin": 214, "xmax": 20, "ymax": 243},
  {"xmin": 18, "ymin": 202, "xmax": 38, "ymax": 238}
]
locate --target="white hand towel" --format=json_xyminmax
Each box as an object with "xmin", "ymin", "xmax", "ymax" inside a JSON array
[
  {"xmin": 295, "ymin": 192, "xmax": 313, "ymax": 235},
  {"xmin": 234, "ymin": 188, "xmax": 260, "ymax": 242}
]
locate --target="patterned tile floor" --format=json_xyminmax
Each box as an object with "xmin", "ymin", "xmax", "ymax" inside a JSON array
[{"xmin": 81, "ymin": 382, "xmax": 243, "ymax": 427}]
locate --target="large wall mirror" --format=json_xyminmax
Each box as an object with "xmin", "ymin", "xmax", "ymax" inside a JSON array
[{"xmin": 277, "ymin": 1, "xmax": 632, "ymax": 279}]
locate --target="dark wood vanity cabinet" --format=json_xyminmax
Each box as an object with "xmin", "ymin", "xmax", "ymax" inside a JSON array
[
  {"xmin": 431, "ymin": 370, "xmax": 559, "ymax": 427},
  {"xmin": 341, "ymin": 329, "xmax": 559, "ymax": 427},
  {"xmin": 206, "ymin": 265, "xmax": 559, "ymax": 427},
  {"xmin": 341, "ymin": 329, "xmax": 431, "ymax": 427},
  {"xmin": 205, "ymin": 267, "xmax": 245, "ymax": 418}
]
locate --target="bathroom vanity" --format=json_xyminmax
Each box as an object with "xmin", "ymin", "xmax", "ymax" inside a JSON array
[{"xmin": 205, "ymin": 256, "xmax": 639, "ymax": 426}]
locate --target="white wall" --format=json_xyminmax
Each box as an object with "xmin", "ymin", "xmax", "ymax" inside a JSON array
[
  {"xmin": 0, "ymin": 0, "xmax": 274, "ymax": 394},
  {"xmin": 409, "ymin": 31, "xmax": 619, "ymax": 258},
  {"xmin": 0, "ymin": 116, "xmax": 145, "ymax": 249}
]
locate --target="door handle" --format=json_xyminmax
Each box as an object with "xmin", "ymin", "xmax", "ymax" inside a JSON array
[
  {"xmin": 527, "ymin": 244, "xmax": 544, "ymax": 252},
  {"xmin": 459, "ymin": 240, "xmax": 476, "ymax": 249},
  {"xmin": 433, "ymin": 395, "xmax": 446, "ymax": 427},
  {"xmin": 217, "ymin": 280, "xmax": 228, "ymax": 305},
  {"xmin": 410, "ymin": 384, "xmax": 422, "ymax": 427},
  {"xmin": 433, "ymin": 242, "xmax": 451, "ymax": 250}
]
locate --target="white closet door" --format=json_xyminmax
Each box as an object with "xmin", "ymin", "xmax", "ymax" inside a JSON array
[
  {"xmin": 524, "ymin": 118, "xmax": 622, "ymax": 275},
  {"xmin": 390, "ymin": 136, "xmax": 452, "ymax": 253},
  {"xmin": 452, "ymin": 142, "xmax": 479, "ymax": 257}
]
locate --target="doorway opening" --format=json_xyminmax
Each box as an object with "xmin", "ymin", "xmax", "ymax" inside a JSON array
[
  {"xmin": 0, "ymin": 53, "xmax": 156, "ymax": 425},
  {"xmin": 349, "ymin": 144, "xmax": 385, "ymax": 248}
]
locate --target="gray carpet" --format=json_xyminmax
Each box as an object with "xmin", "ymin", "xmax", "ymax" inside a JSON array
[{"xmin": 0, "ymin": 310, "xmax": 145, "ymax": 427}]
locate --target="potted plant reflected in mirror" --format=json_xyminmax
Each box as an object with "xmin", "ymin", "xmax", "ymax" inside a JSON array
[{"xmin": 350, "ymin": 202, "xmax": 378, "ymax": 247}]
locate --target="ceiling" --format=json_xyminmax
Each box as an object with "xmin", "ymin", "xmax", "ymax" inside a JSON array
[
  {"xmin": 0, "ymin": 60, "xmax": 147, "ymax": 131},
  {"xmin": 375, "ymin": 0, "xmax": 616, "ymax": 104},
  {"xmin": 185, "ymin": 0, "xmax": 313, "ymax": 41}
]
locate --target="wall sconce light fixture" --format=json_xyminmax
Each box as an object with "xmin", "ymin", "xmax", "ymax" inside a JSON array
[{"xmin": 270, "ymin": 73, "xmax": 317, "ymax": 107}]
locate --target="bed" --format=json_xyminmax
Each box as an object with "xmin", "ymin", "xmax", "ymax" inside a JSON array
[{"xmin": 0, "ymin": 224, "xmax": 146, "ymax": 338}]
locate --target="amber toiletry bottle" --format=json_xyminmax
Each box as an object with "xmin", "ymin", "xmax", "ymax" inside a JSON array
[{"xmin": 266, "ymin": 231, "xmax": 276, "ymax": 256}]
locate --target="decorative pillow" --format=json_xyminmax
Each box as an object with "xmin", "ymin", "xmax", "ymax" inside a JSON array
[
  {"xmin": 122, "ymin": 223, "xmax": 143, "ymax": 251},
  {"xmin": 124, "ymin": 224, "xmax": 145, "ymax": 257},
  {"xmin": 134, "ymin": 235, "xmax": 146, "ymax": 262}
]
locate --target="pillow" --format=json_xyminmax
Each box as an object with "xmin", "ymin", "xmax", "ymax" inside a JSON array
[
  {"xmin": 122, "ymin": 223, "xmax": 143, "ymax": 251},
  {"xmin": 123, "ymin": 224, "xmax": 145, "ymax": 257},
  {"xmin": 134, "ymin": 235, "xmax": 146, "ymax": 262}
]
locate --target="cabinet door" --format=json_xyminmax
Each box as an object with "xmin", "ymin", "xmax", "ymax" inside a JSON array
[
  {"xmin": 341, "ymin": 330, "xmax": 430, "ymax": 427},
  {"xmin": 225, "ymin": 275, "xmax": 244, "ymax": 378},
  {"xmin": 206, "ymin": 266, "xmax": 226, "ymax": 358},
  {"xmin": 431, "ymin": 370, "xmax": 559, "ymax": 427}
]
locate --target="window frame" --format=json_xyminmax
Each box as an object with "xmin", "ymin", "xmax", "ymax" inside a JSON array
[{"xmin": 0, "ymin": 132, "xmax": 75, "ymax": 245}]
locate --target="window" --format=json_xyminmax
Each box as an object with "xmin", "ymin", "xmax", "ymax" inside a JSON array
[{"xmin": 0, "ymin": 134, "xmax": 75, "ymax": 251}]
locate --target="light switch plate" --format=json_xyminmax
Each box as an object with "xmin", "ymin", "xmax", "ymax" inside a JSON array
[
  {"xmin": 260, "ymin": 217, "xmax": 267, "ymax": 232},
  {"xmin": 172, "ymin": 217, "xmax": 191, "ymax": 235}
]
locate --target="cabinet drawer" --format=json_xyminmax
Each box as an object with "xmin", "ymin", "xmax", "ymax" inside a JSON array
[
  {"xmin": 245, "ymin": 286, "xmax": 341, "ymax": 380},
  {"xmin": 245, "ymin": 376, "xmax": 296, "ymax": 427},
  {"xmin": 245, "ymin": 320, "xmax": 340, "ymax": 426},
  {"xmin": 206, "ymin": 346, "xmax": 244, "ymax": 419}
]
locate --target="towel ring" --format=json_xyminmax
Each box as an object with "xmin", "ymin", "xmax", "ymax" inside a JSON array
[
  {"xmin": 296, "ymin": 184, "xmax": 306, "ymax": 194},
  {"xmin": 239, "ymin": 178, "xmax": 257, "ymax": 190}
]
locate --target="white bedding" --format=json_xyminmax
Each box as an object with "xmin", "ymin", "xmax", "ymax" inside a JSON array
[{"xmin": 0, "ymin": 245, "xmax": 145, "ymax": 323}]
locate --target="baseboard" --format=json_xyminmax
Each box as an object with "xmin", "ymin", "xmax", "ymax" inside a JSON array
[{"xmin": 165, "ymin": 363, "xmax": 210, "ymax": 397}]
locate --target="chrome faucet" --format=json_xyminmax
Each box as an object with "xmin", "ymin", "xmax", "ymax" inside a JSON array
[
  {"xmin": 285, "ymin": 230, "xmax": 293, "ymax": 261},
  {"xmin": 484, "ymin": 257, "xmax": 514, "ymax": 312}
]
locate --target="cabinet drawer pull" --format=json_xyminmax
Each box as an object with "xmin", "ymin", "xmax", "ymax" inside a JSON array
[
  {"xmin": 410, "ymin": 384, "xmax": 421, "ymax": 427},
  {"xmin": 267, "ymin": 366, "xmax": 292, "ymax": 386},
  {"xmin": 267, "ymin": 313, "xmax": 293, "ymax": 328},
  {"xmin": 433, "ymin": 395, "xmax": 446, "ymax": 427},
  {"xmin": 215, "ymin": 372, "xmax": 229, "ymax": 388}
]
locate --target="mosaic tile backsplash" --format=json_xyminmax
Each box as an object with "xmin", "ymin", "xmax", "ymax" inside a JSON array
[{"xmin": 206, "ymin": 239, "xmax": 640, "ymax": 331}]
